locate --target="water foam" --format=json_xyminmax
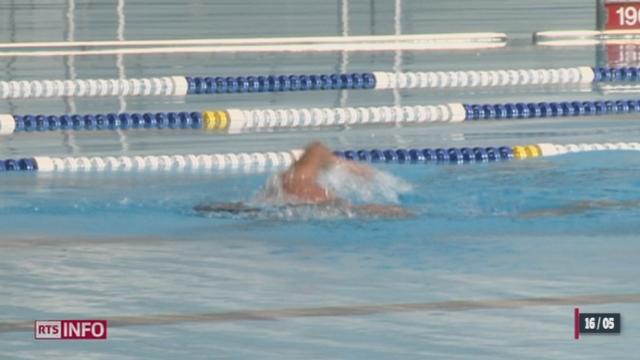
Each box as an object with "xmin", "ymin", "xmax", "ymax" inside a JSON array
[
  {"xmin": 225, "ymin": 162, "xmax": 414, "ymax": 220},
  {"xmin": 318, "ymin": 162, "xmax": 413, "ymax": 204}
]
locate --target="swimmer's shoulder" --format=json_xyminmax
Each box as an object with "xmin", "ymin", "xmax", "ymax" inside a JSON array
[
  {"xmin": 352, "ymin": 204, "xmax": 413, "ymax": 218},
  {"xmin": 194, "ymin": 202, "xmax": 261, "ymax": 215}
]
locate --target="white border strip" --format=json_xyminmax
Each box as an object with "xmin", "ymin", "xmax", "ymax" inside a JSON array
[
  {"xmin": 0, "ymin": 33, "xmax": 507, "ymax": 57},
  {"xmin": 535, "ymin": 29, "xmax": 640, "ymax": 46},
  {"xmin": 0, "ymin": 33, "xmax": 507, "ymax": 49}
]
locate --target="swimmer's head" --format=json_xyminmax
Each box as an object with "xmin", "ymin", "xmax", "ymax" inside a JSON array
[{"xmin": 302, "ymin": 141, "xmax": 337, "ymax": 169}]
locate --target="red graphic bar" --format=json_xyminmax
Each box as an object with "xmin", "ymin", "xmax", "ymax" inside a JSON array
[
  {"xmin": 34, "ymin": 320, "xmax": 108, "ymax": 340},
  {"xmin": 605, "ymin": 1, "xmax": 640, "ymax": 30},
  {"xmin": 574, "ymin": 308, "xmax": 580, "ymax": 340}
]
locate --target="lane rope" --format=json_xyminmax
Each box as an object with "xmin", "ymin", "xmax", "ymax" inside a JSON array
[
  {"xmin": 3, "ymin": 66, "xmax": 640, "ymax": 100},
  {"xmin": 4, "ymin": 96, "xmax": 640, "ymax": 135},
  {"xmin": 2, "ymin": 142, "xmax": 639, "ymax": 173}
]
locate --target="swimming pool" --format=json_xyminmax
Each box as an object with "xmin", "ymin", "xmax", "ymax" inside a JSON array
[{"xmin": 1, "ymin": 0, "xmax": 639, "ymax": 359}]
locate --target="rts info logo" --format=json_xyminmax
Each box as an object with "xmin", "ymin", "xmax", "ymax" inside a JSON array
[{"xmin": 34, "ymin": 320, "xmax": 108, "ymax": 340}]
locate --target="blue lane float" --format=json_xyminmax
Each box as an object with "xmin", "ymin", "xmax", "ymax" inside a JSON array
[
  {"xmin": 0, "ymin": 158, "xmax": 38, "ymax": 172},
  {"xmin": 185, "ymin": 73, "xmax": 376, "ymax": 94},
  {"xmin": 8, "ymin": 112, "xmax": 204, "ymax": 133},
  {"xmin": 462, "ymin": 99, "xmax": 640, "ymax": 120},
  {"xmin": 333, "ymin": 146, "xmax": 514, "ymax": 164}
]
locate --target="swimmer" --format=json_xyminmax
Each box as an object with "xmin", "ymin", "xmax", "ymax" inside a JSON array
[
  {"xmin": 518, "ymin": 199, "xmax": 640, "ymax": 219},
  {"xmin": 195, "ymin": 142, "xmax": 411, "ymax": 218}
]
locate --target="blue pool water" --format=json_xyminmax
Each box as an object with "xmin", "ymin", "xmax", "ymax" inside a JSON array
[
  {"xmin": 1, "ymin": 0, "xmax": 639, "ymax": 359},
  {"xmin": 2, "ymin": 149, "xmax": 639, "ymax": 359}
]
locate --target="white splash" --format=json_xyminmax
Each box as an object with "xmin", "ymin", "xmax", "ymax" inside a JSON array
[
  {"xmin": 253, "ymin": 162, "xmax": 412, "ymax": 206},
  {"xmin": 318, "ymin": 162, "xmax": 412, "ymax": 204}
]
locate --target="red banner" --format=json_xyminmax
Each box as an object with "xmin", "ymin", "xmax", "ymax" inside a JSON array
[{"xmin": 606, "ymin": 2, "xmax": 640, "ymax": 30}]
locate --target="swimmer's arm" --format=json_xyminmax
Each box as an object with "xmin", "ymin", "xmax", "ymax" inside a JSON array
[
  {"xmin": 321, "ymin": 198, "xmax": 411, "ymax": 218},
  {"xmin": 335, "ymin": 158, "xmax": 376, "ymax": 178},
  {"xmin": 518, "ymin": 199, "xmax": 640, "ymax": 219},
  {"xmin": 351, "ymin": 204, "xmax": 413, "ymax": 218},
  {"xmin": 194, "ymin": 202, "xmax": 261, "ymax": 214}
]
